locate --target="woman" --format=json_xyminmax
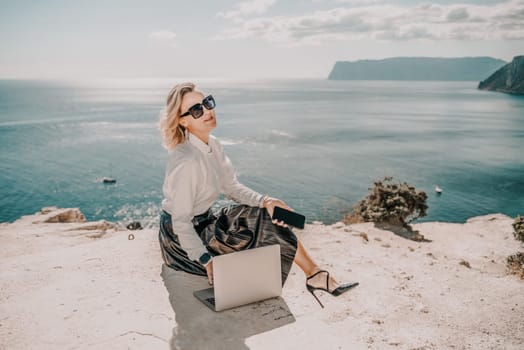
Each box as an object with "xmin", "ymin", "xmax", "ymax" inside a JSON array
[{"xmin": 158, "ymin": 82, "xmax": 358, "ymax": 308}]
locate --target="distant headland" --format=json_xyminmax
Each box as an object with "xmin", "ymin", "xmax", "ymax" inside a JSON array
[
  {"xmin": 478, "ymin": 56, "xmax": 524, "ymax": 95},
  {"xmin": 328, "ymin": 57, "xmax": 506, "ymax": 81}
]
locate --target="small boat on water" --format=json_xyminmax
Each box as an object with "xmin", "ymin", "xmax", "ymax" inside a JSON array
[
  {"xmin": 102, "ymin": 177, "xmax": 116, "ymax": 184},
  {"xmin": 435, "ymin": 185, "xmax": 443, "ymax": 193}
]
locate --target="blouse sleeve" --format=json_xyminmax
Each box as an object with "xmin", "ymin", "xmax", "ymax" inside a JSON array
[
  {"xmin": 215, "ymin": 139, "xmax": 265, "ymax": 208},
  {"xmin": 162, "ymin": 159, "xmax": 209, "ymax": 261}
]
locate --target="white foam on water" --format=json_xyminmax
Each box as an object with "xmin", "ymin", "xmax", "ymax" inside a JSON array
[
  {"xmin": 270, "ymin": 129, "xmax": 296, "ymax": 138},
  {"xmin": 113, "ymin": 202, "xmax": 161, "ymax": 229},
  {"xmin": 220, "ymin": 138, "xmax": 243, "ymax": 146}
]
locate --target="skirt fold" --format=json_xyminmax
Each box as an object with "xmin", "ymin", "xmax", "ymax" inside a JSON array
[{"xmin": 159, "ymin": 203, "xmax": 298, "ymax": 285}]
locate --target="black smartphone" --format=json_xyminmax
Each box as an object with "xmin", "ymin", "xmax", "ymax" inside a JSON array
[{"xmin": 272, "ymin": 206, "xmax": 306, "ymax": 229}]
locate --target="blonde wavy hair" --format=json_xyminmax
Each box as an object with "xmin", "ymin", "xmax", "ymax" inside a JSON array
[{"xmin": 158, "ymin": 82, "xmax": 198, "ymax": 150}]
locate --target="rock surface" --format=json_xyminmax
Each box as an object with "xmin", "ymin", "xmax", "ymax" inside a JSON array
[
  {"xmin": 0, "ymin": 207, "xmax": 173, "ymax": 349},
  {"xmin": 34, "ymin": 207, "xmax": 86, "ymax": 224},
  {"xmin": 478, "ymin": 55, "xmax": 524, "ymax": 94},
  {"xmin": 1, "ymin": 208, "xmax": 523, "ymax": 350}
]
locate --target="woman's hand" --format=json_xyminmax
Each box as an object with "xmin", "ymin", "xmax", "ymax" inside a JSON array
[
  {"xmin": 263, "ymin": 196, "xmax": 293, "ymax": 228},
  {"xmin": 205, "ymin": 261, "xmax": 213, "ymax": 285}
]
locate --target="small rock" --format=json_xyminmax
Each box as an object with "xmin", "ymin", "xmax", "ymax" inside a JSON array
[
  {"xmin": 352, "ymin": 232, "xmax": 369, "ymax": 242},
  {"xmin": 126, "ymin": 221, "xmax": 143, "ymax": 230},
  {"xmin": 332, "ymin": 221, "xmax": 345, "ymax": 229},
  {"xmin": 37, "ymin": 208, "xmax": 86, "ymax": 223},
  {"xmin": 87, "ymin": 231, "xmax": 106, "ymax": 239},
  {"xmin": 40, "ymin": 206, "xmax": 58, "ymax": 214},
  {"xmin": 75, "ymin": 220, "xmax": 120, "ymax": 231},
  {"xmin": 459, "ymin": 260, "xmax": 471, "ymax": 268},
  {"xmin": 381, "ymin": 243, "xmax": 391, "ymax": 248}
]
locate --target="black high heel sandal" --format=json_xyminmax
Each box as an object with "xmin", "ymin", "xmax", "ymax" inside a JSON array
[{"xmin": 306, "ymin": 269, "xmax": 359, "ymax": 308}]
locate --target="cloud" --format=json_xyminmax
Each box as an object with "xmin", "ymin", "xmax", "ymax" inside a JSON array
[
  {"xmin": 149, "ymin": 30, "xmax": 177, "ymax": 47},
  {"xmin": 446, "ymin": 7, "xmax": 469, "ymax": 22},
  {"xmin": 215, "ymin": 0, "xmax": 524, "ymax": 45},
  {"xmin": 313, "ymin": 0, "xmax": 383, "ymax": 4},
  {"xmin": 332, "ymin": 0, "xmax": 385, "ymax": 5},
  {"xmin": 217, "ymin": 0, "xmax": 277, "ymax": 20}
]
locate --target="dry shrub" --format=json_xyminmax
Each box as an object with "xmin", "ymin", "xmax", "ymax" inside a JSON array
[
  {"xmin": 346, "ymin": 176, "xmax": 428, "ymax": 227},
  {"xmin": 343, "ymin": 213, "xmax": 365, "ymax": 224},
  {"xmin": 506, "ymin": 252, "xmax": 524, "ymax": 279},
  {"xmin": 512, "ymin": 216, "xmax": 524, "ymax": 242}
]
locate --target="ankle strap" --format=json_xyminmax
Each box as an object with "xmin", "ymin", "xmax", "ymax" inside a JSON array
[{"xmin": 306, "ymin": 269, "xmax": 329, "ymax": 280}]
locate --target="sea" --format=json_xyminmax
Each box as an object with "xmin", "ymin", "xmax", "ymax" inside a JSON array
[{"xmin": 1, "ymin": 78, "xmax": 523, "ymax": 228}]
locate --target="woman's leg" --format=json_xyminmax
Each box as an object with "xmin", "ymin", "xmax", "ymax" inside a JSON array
[
  {"xmin": 293, "ymin": 239, "xmax": 341, "ymax": 290},
  {"xmin": 293, "ymin": 239, "xmax": 319, "ymax": 276}
]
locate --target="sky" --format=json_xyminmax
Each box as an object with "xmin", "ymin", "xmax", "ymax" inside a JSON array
[{"xmin": 0, "ymin": 0, "xmax": 523, "ymax": 79}]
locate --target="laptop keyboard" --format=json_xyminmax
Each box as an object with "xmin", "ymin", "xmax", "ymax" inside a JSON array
[{"xmin": 206, "ymin": 297, "xmax": 216, "ymax": 306}]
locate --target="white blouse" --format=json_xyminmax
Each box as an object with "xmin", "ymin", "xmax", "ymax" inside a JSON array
[{"xmin": 161, "ymin": 131, "xmax": 265, "ymax": 261}]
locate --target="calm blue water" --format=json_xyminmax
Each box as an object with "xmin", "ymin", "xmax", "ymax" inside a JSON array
[{"xmin": 1, "ymin": 79, "xmax": 523, "ymax": 227}]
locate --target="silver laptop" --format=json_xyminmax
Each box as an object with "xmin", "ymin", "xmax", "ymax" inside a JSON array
[{"xmin": 193, "ymin": 244, "xmax": 282, "ymax": 312}]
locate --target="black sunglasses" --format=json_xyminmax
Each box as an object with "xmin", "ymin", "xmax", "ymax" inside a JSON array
[{"xmin": 180, "ymin": 95, "xmax": 216, "ymax": 119}]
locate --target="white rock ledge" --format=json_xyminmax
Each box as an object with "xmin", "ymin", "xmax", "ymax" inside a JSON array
[{"xmin": 1, "ymin": 207, "xmax": 523, "ymax": 350}]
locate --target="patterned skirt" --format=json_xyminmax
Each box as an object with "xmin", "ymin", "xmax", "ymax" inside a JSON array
[{"xmin": 158, "ymin": 203, "xmax": 298, "ymax": 286}]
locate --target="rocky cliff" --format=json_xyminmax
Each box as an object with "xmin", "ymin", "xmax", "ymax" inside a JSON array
[
  {"xmin": 2, "ymin": 208, "xmax": 524, "ymax": 349},
  {"xmin": 478, "ymin": 56, "xmax": 524, "ymax": 95},
  {"xmin": 328, "ymin": 57, "xmax": 506, "ymax": 81}
]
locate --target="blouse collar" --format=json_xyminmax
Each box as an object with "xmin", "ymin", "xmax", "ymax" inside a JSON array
[{"xmin": 187, "ymin": 131, "xmax": 213, "ymax": 154}]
